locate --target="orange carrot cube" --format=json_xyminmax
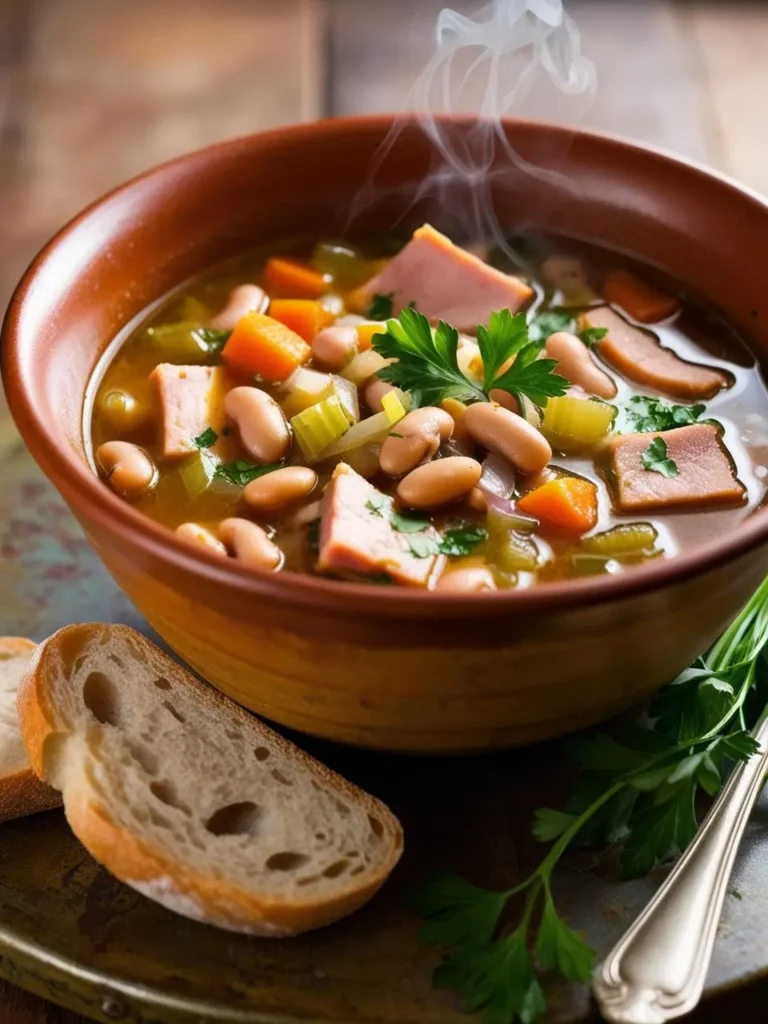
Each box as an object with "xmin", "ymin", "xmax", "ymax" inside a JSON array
[{"xmin": 221, "ymin": 311, "xmax": 311, "ymax": 382}]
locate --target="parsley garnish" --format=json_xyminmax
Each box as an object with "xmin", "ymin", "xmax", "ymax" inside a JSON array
[
  {"xmin": 391, "ymin": 510, "xmax": 431, "ymax": 534},
  {"xmin": 408, "ymin": 534, "xmax": 439, "ymax": 559},
  {"xmin": 414, "ymin": 576, "xmax": 768, "ymax": 1022},
  {"xmin": 578, "ymin": 326, "xmax": 608, "ymax": 348},
  {"xmin": 194, "ymin": 327, "xmax": 231, "ymax": 353},
  {"xmin": 365, "ymin": 497, "xmax": 387, "ymax": 518},
  {"xmin": 193, "ymin": 427, "xmax": 218, "ymax": 449},
  {"xmin": 527, "ymin": 309, "xmax": 573, "ymax": 343},
  {"xmin": 367, "ymin": 292, "xmax": 395, "ymax": 320},
  {"xmin": 641, "ymin": 436, "xmax": 679, "ymax": 478},
  {"xmin": 439, "ymin": 524, "xmax": 488, "ymax": 557},
  {"xmin": 215, "ymin": 460, "xmax": 283, "ymax": 487},
  {"xmin": 373, "ymin": 307, "xmax": 568, "ymax": 410},
  {"xmin": 626, "ymin": 395, "xmax": 706, "ymax": 433}
]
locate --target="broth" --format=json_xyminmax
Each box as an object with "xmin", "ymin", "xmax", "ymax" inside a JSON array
[{"xmin": 88, "ymin": 228, "xmax": 768, "ymax": 591}]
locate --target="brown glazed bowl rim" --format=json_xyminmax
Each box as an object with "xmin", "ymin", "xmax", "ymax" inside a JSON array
[{"xmin": 4, "ymin": 114, "xmax": 768, "ymax": 620}]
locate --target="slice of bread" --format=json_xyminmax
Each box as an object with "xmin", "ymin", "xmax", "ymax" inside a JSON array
[
  {"xmin": 0, "ymin": 638, "xmax": 61, "ymax": 822},
  {"xmin": 18, "ymin": 623, "xmax": 403, "ymax": 936}
]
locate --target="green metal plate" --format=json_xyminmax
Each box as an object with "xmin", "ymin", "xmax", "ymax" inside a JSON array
[{"xmin": 2, "ymin": 411, "xmax": 768, "ymax": 1023}]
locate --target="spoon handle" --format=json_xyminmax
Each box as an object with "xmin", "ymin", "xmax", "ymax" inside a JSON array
[{"xmin": 593, "ymin": 717, "xmax": 768, "ymax": 1024}]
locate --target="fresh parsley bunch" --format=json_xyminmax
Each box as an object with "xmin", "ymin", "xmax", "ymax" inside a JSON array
[
  {"xmin": 372, "ymin": 308, "xmax": 568, "ymax": 411},
  {"xmin": 414, "ymin": 576, "xmax": 768, "ymax": 1024}
]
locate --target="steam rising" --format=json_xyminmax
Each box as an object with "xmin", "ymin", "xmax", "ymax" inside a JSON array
[{"xmin": 348, "ymin": 0, "xmax": 596, "ymax": 263}]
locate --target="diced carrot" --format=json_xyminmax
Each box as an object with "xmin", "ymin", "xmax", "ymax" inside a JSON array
[
  {"xmin": 221, "ymin": 311, "xmax": 311, "ymax": 382},
  {"xmin": 263, "ymin": 257, "xmax": 326, "ymax": 299},
  {"xmin": 517, "ymin": 477, "xmax": 598, "ymax": 534},
  {"xmin": 268, "ymin": 299, "xmax": 334, "ymax": 342},
  {"xmin": 603, "ymin": 269, "xmax": 680, "ymax": 324}
]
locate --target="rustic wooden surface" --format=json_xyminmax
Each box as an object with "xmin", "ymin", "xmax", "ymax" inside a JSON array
[{"xmin": 1, "ymin": 0, "xmax": 767, "ymax": 1019}]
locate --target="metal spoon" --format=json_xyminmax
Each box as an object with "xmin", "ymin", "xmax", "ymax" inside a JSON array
[{"xmin": 593, "ymin": 714, "xmax": 768, "ymax": 1024}]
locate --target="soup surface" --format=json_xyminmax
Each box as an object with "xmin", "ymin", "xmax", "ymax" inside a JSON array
[{"xmin": 90, "ymin": 225, "xmax": 768, "ymax": 592}]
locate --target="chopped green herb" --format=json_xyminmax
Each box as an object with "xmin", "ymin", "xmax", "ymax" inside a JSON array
[
  {"xmin": 193, "ymin": 427, "xmax": 218, "ymax": 449},
  {"xmin": 215, "ymin": 460, "xmax": 283, "ymax": 487},
  {"xmin": 641, "ymin": 437, "xmax": 679, "ymax": 478},
  {"xmin": 391, "ymin": 509, "xmax": 431, "ymax": 534},
  {"xmin": 414, "ymin": 575, "xmax": 768, "ymax": 1023},
  {"xmin": 729, "ymin": 888, "xmax": 743, "ymax": 901},
  {"xmin": 193, "ymin": 326, "xmax": 232, "ymax": 353},
  {"xmin": 367, "ymin": 292, "xmax": 395, "ymax": 320},
  {"xmin": 578, "ymin": 326, "xmax": 608, "ymax": 348},
  {"xmin": 373, "ymin": 307, "xmax": 568, "ymax": 410},
  {"xmin": 439, "ymin": 524, "xmax": 488, "ymax": 558},
  {"xmin": 626, "ymin": 395, "xmax": 706, "ymax": 433},
  {"xmin": 365, "ymin": 497, "xmax": 387, "ymax": 518},
  {"xmin": 407, "ymin": 533, "xmax": 440, "ymax": 559},
  {"xmin": 368, "ymin": 572, "xmax": 394, "ymax": 585},
  {"xmin": 306, "ymin": 518, "xmax": 321, "ymax": 556},
  {"xmin": 528, "ymin": 309, "xmax": 573, "ymax": 344}
]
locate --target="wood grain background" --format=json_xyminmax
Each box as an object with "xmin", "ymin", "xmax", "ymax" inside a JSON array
[{"xmin": 1, "ymin": 0, "xmax": 767, "ymax": 1019}]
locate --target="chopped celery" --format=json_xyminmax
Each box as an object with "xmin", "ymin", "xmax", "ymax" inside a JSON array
[
  {"xmin": 310, "ymin": 241, "xmax": 371, "ymax": 288},
  {"xmin": 179, "ymin": 449, "xmax": 219, "ymax": 498},
  {"xmin": 581, "ymin": 523, "xmax": 658, "ymax": 557},
  {"xmin": 332, "ymin": 374, "xmax": 360, "ymax": 424},
  {"xmin": 145, "ymin": 321, "xmax": 208, "ymax": 361},
  {"xmin": 487, "ymin": 511, "xmax": 539, "ymax": 572},
  {"xmin": 569, "ymin": 553, "xmax": 613, "ymax": 576},
  {"xmin": 279, "ymin": 368, "xmax": 359, "ymax": 423},
  {"xmin": 315, "ymin": 398, "xmax": 408, "ymax": 461},
  {"xmin": 280, "ymin": 368, "xmax": 333, "ymax": 418},
  {"xmin": 182, "ymin": 296, "xmax": 210, "ymax": 321},
  {"xmin": 381, "ymin": 389, "xmax": 406, "ymax": 423},
  {"xmin": 292, "ymin": 396, "xmax": 351, "ymax": 461},
  {"xmin": 541, "ymin": 395, "xmax": 615, "ymax": 451},
  {"xmin": 341, "ymin": 350, "xmax": 394, "ymax": 386}
]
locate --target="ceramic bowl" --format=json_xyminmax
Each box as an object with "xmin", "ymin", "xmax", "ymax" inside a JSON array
[{"xmin": 4, "ymin": 117, "xmax": 768, "ymax": 753}]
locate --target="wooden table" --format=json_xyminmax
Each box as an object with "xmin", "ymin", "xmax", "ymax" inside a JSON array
[{"xmin": 1, "ymin": 1, "xmax": 767, "ymax": 1019}]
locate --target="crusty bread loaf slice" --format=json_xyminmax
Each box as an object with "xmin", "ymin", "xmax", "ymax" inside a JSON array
[
  {"xmin": 0, "ymin": 638, "xmax": 61, "ymax": 823},
  {"xmin": 18, "ymin": 623, "xmax": 403, "ymax": 936}
]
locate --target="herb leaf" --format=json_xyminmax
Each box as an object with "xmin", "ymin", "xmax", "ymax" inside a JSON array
[
  {"xmin": 373, "ymin": 307, "xmax": 481, "ymax": 408},
  {"xmin": 365, "ymin": 497, "xmax": 387, "ymax": 518},
  {"xmin": 215, "ymin": 460, "xmax": 283, "ymax": 487},
  {"xmin": 491, "ymin": 345, "xmax": 569, "ymax": 409},
  {"xmin": 641, "ymin": 436, "xmax": 679, "ymax": 478},
  {"xmin": 193, "ymin": 427, "xmax": 218, "ymax": 449},
  {"xmin": 476, "ymin": 309, "xmax": 529, "ymax": 390},
  {"xmin": 535, "ymin": 899, "xmax": 594, "ymax": 983},
  {"xmin": 367, "ymin": 292, "xmax": 395, "ymax": 320},
  {"xmin": 414, "ymin": 871, "xmax": 508, "ymax": 948},
  {"xmin": 626, "ymin": 396, "xmax": 706, "ymax": 433},
  {"xmin": 193, "ymin": 327, "xmax": 231, "ymax": 353},
  {"xmin": 439, "ymin": 524, "xmax": 488, "ymax": 557},
  {"xmin": 578, "ymin": 326, "xmax": 608, "ymax": 348},
  {"xmin": 391, "ymin": 509, "xmax": 431, "ymax": 534},
  {"xmin": 528, "ymin": 309, "xmax": 573, "ymax": 344}
]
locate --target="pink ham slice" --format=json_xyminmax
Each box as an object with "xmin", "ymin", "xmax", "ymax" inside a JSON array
[
  {"xmin": 318, "ymin": 463, "xmax": 440, "ymax": 587},
  {"xmin": 151, "ymin": 364, "xmax": 228, "ymax": 459},
  {"xmin": 582, "ymin": 307, "xmax": 728, "ymax": 401},
  {"xmin": 606, "ymin": 424, "xmax": 745, "ymax": 513},
  {"xmin": 359, "ymin": 224, "xmax": 532, "ymax": 331}
]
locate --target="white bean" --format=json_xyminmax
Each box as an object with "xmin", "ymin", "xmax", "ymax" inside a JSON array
[
  {"xmin": 96, "ymin": 441, "xmax": 156, "ymax": 497},
  {"xmin": 311, "ymin": 326, "xmax": 359, "ymax": 371},
  {"xmin": 210, "ymin": 284, "xmax": 268, "ymax": 329},
  {"xmin": 243, "ymin": 467, "xmax": 317, "ymax": 513},
  {"xmin": 225, "ymin": 387, "xmax": 290, "ymax": 464},
  {"xmin": 436, "ymin": 567, "xmax": 496, "ymax": 593},
  {"xmin": 544, "ymin": 331, "xmax": 617, "ymax": 399},
  {"xmin": 463, "ymin": 402, "xmax": 552, "ymax": 474},
  {"xmin": 397, "ymin": 456, "xmax": 482, "ymax": 509},
  {"xmin": 219, "ymin": 518, "xmax": 282, "ymax": 572},
  {"xmin": 175, "ymin": 523, "xmax": 227, "ymax": 556},
  {"xmin": 379, "ymin": 407, "xmax": 454, "ymax": 477}
]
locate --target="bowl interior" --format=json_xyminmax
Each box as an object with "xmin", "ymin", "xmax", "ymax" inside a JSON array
[{"xmin": 4, "ymin": 116, "xmax": 768, "ymax": 612}]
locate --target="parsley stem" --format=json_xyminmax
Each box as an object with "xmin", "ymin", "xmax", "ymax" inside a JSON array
[{"xmin": 539, "ymin": 782, "xmax": 625, "ymax": 877}]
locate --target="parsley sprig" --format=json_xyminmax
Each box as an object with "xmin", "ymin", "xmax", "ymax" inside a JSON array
[
  {"xmin": 415, "ymin": 576, "xmax": 768, "ymax": 1023},
  {"xmin": 626, "ymin": 395, "xmax": 706, "ymax": 433},
  {"xmin": 642, "ymin": 436, "xmax": 678, "ymax": 478},
  {"xmin": 373, "ymin": 308, "xmax": 568, "ymax": 411}
]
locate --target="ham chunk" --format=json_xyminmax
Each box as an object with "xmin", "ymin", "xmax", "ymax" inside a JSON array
[
  {"xmin": 606, "ymin": 424, "xmax": 745, "ymax": 512},
  {"xmin": 318, "ymin": 464, "xmax": 440, "ymax": 587},
  {"xmin": 151, "ymin": 364, "xmax": 228, "ymax": 459},
  {"xmin": 582, "ymin": 307, "xmax": 728, "ymax": 401},
  {"xmin": 359, "ymin": 224, "xmax": 532, "ymax": 331}
]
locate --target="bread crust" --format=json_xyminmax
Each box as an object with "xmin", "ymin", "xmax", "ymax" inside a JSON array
[
  {"xmin": 17, "ymin": 623, "xmax": 404, "ymax": 936},
  {"xmin": 0, "ymin": 637, "xmax": 61, "ymax": 822}
]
